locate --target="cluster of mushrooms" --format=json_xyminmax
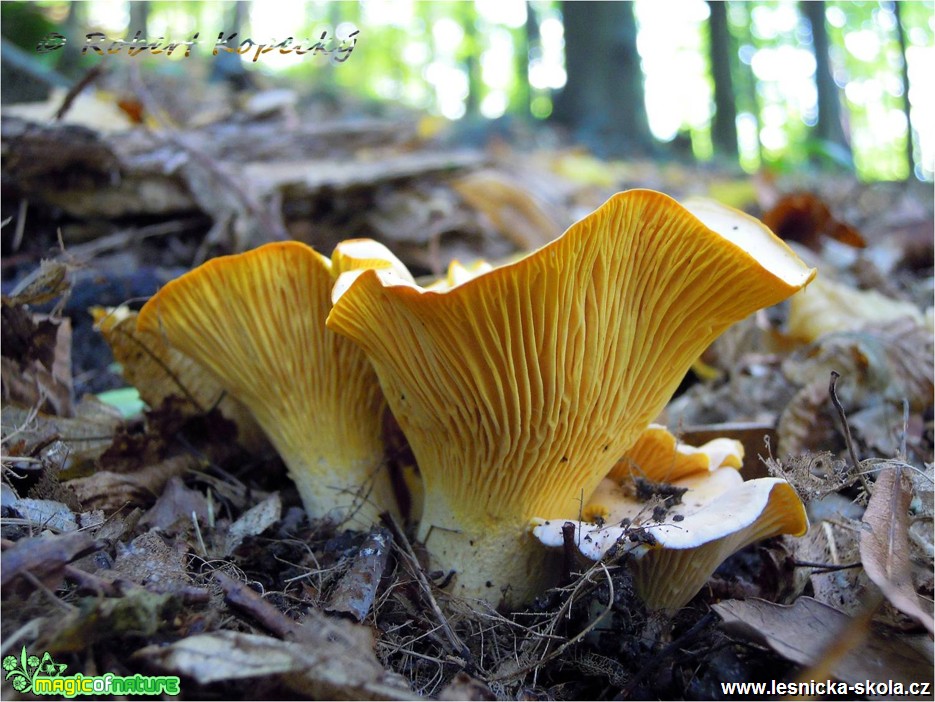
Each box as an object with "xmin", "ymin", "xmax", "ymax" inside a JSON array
[{"xmin": 133, "ymin": 190, "xmax": 816, "ymax": 610}]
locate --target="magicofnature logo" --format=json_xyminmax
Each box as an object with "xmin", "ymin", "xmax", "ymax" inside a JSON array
[
  {"xmin": 3, "ymin": 647, "xmax": 67, "ymax": 694},
  {"xmin": 3, "ymin": 646, "xmax": 180, "ymax": 697}
]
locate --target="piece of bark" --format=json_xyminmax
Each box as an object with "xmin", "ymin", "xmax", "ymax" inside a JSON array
[{"xmin": 325, "ymin": 528, "xmax": 392, "ymax": 622}]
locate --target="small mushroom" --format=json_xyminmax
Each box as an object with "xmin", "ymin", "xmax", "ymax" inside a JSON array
[
  {"xmin": 327, "ymin": 190, "xmax": 815, "ymax": 605},
  {"xmin": 425, "ymin": 259, "xmax": 495, "ymax": 291},
  {"xmin": 533, "ymin": 425, "xmax": 808, "ymax": 611},
  {"xmin": 608, "ymin": 423, "xmax": 744, "ymax": 483},
  {"xmin": 584, "ymin": 424, "xmax": 743, "ymax": 522},
  {"xmin": 137, "ymin": 240, "xmax": 407, "ymax": 525},
  {"xmin": 533, "ymin": 476, "xmax": 807, "ymax": 612}
]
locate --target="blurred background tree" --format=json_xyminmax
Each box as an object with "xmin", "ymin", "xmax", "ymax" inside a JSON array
[{"xmin": 1, "ymin": 0, "xmax": 931, "ymax": 181}]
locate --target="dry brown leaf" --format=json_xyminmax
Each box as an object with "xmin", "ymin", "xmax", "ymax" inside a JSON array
[
  {"xmin": 714, "ymin": 597, "xmax": 933, "ymax": 688},
  {"xmin": 67, "ymin": 453, "xmax": 197, "ymax": 512},
  {"xmin": 136, "ymin": 628, "xmax": 414, "ymax": 700},
  {"xmin": 860, "ymin": 465, "xmax": 935, "ymax": 634},
  {"xmin": 109, "ymin": 529, "xmax": 192, "ymax": 592},
  {"xmin": 4, "ymin": 260, "xmax": 71, "ymax": 307},
  {"xmin": 761, "ymin": 192, "xmax": 865, "ymax": 250},
  {"xmin": 221, "ymin": 492, "xmax": 281, "ymax": 556},
  {"xmin": 438, "ymin": 672, "xmax": 495, "ymax": 701},
  {"xmin": 787, "ymin": 519, "xmax": 870, "ymax": 614},
  {"xmin": 139, "ymin": 476, "xmax": 210, "ymax": 532},
  {"xmin": 1, "ymin": 402, "xmax": 122, "ymax": 476},
  {"xmin": 1, "ymin": 308, "xmax": 74, "ymax": 416},
  {"xmin": 0, "ymin": 484, "xmax": 79, "ymax": 532},
  {"xmin": 782, "ymin": 320, "xmax": 933, "ymax": 411}
]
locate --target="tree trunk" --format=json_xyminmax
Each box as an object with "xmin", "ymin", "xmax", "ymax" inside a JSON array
[
  {"xmin": 521, "ymin": 2, "xmax": 541, "ymax": 118},
  {"xmin": 210, "ymin": 2, "xmax": 252, "ymax": 90},
  {"xmin": 707, "ymin": 1, "xmax": 738, "ymax": 159},
  {"xmin": 129, "ymin": 1, "xmax": 149, "ymax": 37},
  {"xmin": 552, "ymin": 1, "xmax": 655, "ymax": 156},
  {"xmin": 800, "ymin": 1, "xmax": 851, "ymax": 156},
  {"xmin": 891, "ymin": 1, "xmax": 916, "ymax": 178}
]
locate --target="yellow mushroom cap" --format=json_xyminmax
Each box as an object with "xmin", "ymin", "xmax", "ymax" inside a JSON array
[
  {"xmin": 327, "ymin": 189, "xmax": 815, "ymax": 605},
  {"xmin": 137, "ymin": 240, "xmax": 402, "ymax": 526},
  {"xmin": 607, "ymin": 423, "xmax": 744, "ymax": 485}
]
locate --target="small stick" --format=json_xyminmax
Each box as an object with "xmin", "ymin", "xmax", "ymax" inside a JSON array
[
  {"xmin": 12, "ymin": 199, "xmax": 27, "ymax": 252},
  {"xmin": 560, "ymin": 521, "xmax": 578, "ymax": 586},
  {"xmin": 53, "ymin": 64, "xmax": 105, "ymax": 121},
  {"xmin": 380, "ymin": 512, "xmax": 471, "ymax": 667},
  {"xmin": 191, "ymin": 510, "xmax": 207, "ymax": 557},
  {"xmin": 791, "ymin": 560, "xmax": 862, "ymax": 573},
  {"xmin": 828, "ymin": 371, "xmax": 870, "ymax": 491},
  {"xmin": 898, "ymin": 398, "xmax": 909, "ymax": 461},
  {"xmin": 214, "ymin": 570, "xmax": 300, "ymax": 640}
]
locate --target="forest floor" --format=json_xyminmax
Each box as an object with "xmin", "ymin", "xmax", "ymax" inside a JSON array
[{"xmin": 1, "ymin": 78, "xmax": 933, "ymax": 700}]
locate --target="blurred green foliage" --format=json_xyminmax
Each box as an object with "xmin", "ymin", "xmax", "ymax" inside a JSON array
[{"xmin": 2, "ymin": 0, "xmax": 931, "ymax": 181}]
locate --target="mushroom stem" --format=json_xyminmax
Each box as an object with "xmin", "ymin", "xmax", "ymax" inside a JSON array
[
  {"xmin": 418, "ymin": 503, "xmax": 559, "ymax": 606},
  {"xmin": 262, "ymin": 400, "xmax": 395, "ymax": 525}
]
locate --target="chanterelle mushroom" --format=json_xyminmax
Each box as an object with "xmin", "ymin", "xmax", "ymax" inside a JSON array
[
  {"xmin": 137, "ymin": 240, "xmax": 408, "ymax": 525},
  {"xmin": 327, "ymin": 190, "xmax": 816, "ymax": 605},
  {"xmin": 533, "ymin": 426, "xmax": 808, "ymax": 611}
]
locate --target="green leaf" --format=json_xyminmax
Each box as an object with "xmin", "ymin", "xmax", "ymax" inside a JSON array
[{"xmin": 95, "ymin": 387, "xmax": 147, "ymax": 418}]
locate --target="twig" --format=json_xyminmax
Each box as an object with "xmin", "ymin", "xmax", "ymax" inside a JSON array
[
  {"xmin": 487, "ymin": 561, "xmax": 616, "ymax": 683},
  {"xmin": 53, "ymin": 64, "xmax": 105, "ymax": 122},
  {"xmin": 191, "ymin": 510, "xmax": 207, "ymax": 557},
  {"xmin": 0, "ymin": 619, "xmax": 43, "ymax": 658},
  {"xmin": 828, "ymin": 371, "xmax": 870, "ymax": 492},
  {"xmin": 380, "ymin": 512, "xmax": 472, "ymax": 668},
  {"xmin": 898, "ymin": 398, "xmax": 909, "ymax": 461},
  {"xmin": 61, "ymin": 217, "xmax": 206, "ymax": 260},
  {"xmin": 213, "ymin": 570, "xmax": 301, "ymax": 639},
  {"xmin": 12, "ymin": 199, "xmax": 27, "ymax": 251},
  {"xmin": 561, "ymin": 521, "xmax": 578, "ymax": 586},
  {"xmin": 792, "ymin": 559, "xmax": 862, "ymax": 573}
]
